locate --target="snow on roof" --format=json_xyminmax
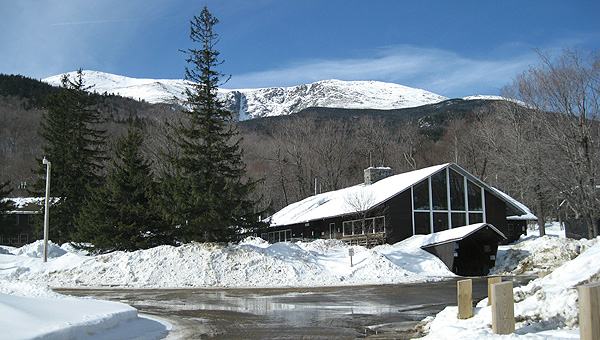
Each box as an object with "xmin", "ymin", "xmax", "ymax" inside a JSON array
[
  {"xmin": 488, "ymin": 187, "xmax": 538, "ymax": 221},
  {"xmin": 269, "ymin": 163, "xmax": 535, "ymax": 227},
  {"xmin": 269, "ymin": 164, "xmax": 448, "ymax": 226},
  {"xmin": 1, "ymin": 197, "xmax": 45, "ymax": 213},
  {"xmin": 418, "ymin": 223, "xmax": 506, "ymax": 248}
]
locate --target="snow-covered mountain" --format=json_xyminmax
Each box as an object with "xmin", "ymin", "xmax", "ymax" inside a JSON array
[
  {"xmin": 43, "ymin": 70, "xmax": 193, "ymax": 105},
  {"xmin": 226, "ymin": 79, "xmax": 447, "ymax": 120},
  {"xmin": 43, "ymin": 70, "xmax": 448, "ymax": 120}
]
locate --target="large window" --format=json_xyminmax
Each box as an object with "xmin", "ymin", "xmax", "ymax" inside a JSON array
[
  {"xmin": 413, "ymin": 181, "xmax": 429, "ymax": 210},
  {"xmin": 342, "ymin": 216, "xmax": 385, "ymax": 236},
  {"xmin": 449, "ymin": 169, "xmax": 465, "ymax": 210},
  {"xmin": 412, "ymin": 168, "xmax": 485, "ymax": 235},
  {"xmin": 414, "ymin": 213, "xmax": 430, "ymax": 235},
  {"xmin": 467, "ymin": 180, "xmax": 483, "ymax": 211},
  {"xmin": 431, "ymin": 171, "xmax": 448, "ymax": 210},
  {"xmin": 268, "ymin": 229, "xmax": 292, "ymax": 243}
]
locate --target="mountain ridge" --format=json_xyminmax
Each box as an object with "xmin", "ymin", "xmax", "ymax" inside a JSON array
[{"xmin": 43, "ymin": 70, "xmax": 481, "ymax": 120}]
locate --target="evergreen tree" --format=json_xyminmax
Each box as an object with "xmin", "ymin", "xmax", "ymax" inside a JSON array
[
  {"xmin": 75, "ymin": 125, "xmax": 170, "ymax": 252},
  {"xmin": 32, "ymin": 69, "xmax": 106, "ymax": 243},
  {"xmin": 164, "ymin": 6, "xmax": 262, "ymax": 242}
]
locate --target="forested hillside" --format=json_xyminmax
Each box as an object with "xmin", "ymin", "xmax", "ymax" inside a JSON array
[
  {"xmin": 2, "ymin": 47, "xmax": 599, "ymax": 241},
  {"xmin": 0, "ymin": 74, "xmax": 517, "ymax": 213},
  {"xmin": 0, "ymin": 74, "xmax": 179, "ymax": 189}
]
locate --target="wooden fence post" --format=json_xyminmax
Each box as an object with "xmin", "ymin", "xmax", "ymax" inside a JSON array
[
  {"xmin": 538, "ymin": 271, "xmax": 550, "ymax": 278},
  {"xmin": 578, "ymin": 282, "xmax": 600, "ymax": 340},
  {"xmin": 491, "ymin": 281, "xmax": 515, "ymax": 334},
  {"xmin": 488, "ymin": 276, "xmax": 502, "ymax": 306},
  {"xmin": 457, "ymin": 279, "xmax": 473, "ymax": 319}
]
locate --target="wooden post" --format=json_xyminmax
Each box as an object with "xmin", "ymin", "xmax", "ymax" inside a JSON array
[
  {"xmin": 488, "ymin": 276, "xmax": 502, "ymax": 306},
  {"xmin": 538, "ymin": 271, "xmax": 549, "ymax": 278},
  {"xmin": 457, "ymin": 279, "xmax": 473, "ymax": 319},
  {"xmin": 491, "ymin": 281, "xmax": 515, "ymax": 334},
  {"xmin": 578, "ymin": 282, "xmax": 600, "ymax": 340}
]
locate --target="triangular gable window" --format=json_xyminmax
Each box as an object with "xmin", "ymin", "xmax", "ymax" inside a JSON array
[{"xmin": 411, "ymin": 167, "xmax": 486, "ymax": 235}]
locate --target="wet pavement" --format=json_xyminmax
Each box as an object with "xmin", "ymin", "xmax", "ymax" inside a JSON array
[{"xmin": 57, "ymin": 276, "xmax": 534, "ymax": 340}]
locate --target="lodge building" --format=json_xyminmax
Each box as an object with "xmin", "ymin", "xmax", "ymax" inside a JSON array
[{"xmin": 265, "ymin": 163, "xmax": 537, "ymax": 275}]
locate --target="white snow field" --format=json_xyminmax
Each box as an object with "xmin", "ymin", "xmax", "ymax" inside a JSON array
[
  {"xmin": 43, "ymin": 71, "xmax": 449, "ymax": 119},
  {"xmin": 1, "ymin": 223, "xmax": 598, "ymax": 339}
]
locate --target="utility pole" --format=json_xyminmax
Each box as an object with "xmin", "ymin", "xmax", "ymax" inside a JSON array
[{"xmin": 42, "ymin": 157, "xmax": 51, "ymax": 262}]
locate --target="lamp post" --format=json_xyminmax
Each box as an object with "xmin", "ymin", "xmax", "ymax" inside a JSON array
[{"xmin": 42, "ymin": 157, "xmax": 51, "ymax": 263}]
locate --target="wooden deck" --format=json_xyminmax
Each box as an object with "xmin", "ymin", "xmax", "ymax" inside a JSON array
[{"xmin": 340, "ymin": 232, "xmax": 386, "ymax": 248}]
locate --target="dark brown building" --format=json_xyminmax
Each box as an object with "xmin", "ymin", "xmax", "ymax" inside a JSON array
[
  {"xmin": 266, "ymin": 163, "xmax": 537, "ymax": 248},
  {"xmin": 420, "ymin": 223, "xmax": 507, "ymax": 276},
  {"xmin": 1, "ymin": 198, "xmax": 41, "ymax": 246}
]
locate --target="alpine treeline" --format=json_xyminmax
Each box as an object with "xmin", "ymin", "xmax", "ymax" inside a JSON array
[{"xmin": 29, "ymin": 7, "xmax": 263, "ymax": 252}]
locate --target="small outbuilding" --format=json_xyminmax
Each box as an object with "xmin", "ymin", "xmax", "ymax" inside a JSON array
[
  {"xmin": 419, "ymin": 223, "xmax": 506, "ymax": 276},
  {"xmin": 0, "ymin": 197, "xmax": 41, "ymax": 246}
]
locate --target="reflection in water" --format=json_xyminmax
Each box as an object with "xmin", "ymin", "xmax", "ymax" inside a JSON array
[{"xmin": 58, "ymin": 277, "xmax": 534, "ymax": 340}]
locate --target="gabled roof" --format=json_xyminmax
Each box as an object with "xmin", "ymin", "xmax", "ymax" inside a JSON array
[
  {"xmin": 268, "ymin": 163, "xmax": 536, "ymax": 227},
  {"xmin": 418, "ymin": 223, "xmax": 506, "ymax": 248}
]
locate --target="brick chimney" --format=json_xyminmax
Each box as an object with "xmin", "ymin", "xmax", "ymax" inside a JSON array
[{"xmin": 364, "ymin": 167, "xmax": 393, "ymax": 185}]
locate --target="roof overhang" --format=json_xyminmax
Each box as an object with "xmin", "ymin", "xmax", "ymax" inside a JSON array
[{"xmin": 419, "ymin": 223, "xmax": 507, "ymax": 249}]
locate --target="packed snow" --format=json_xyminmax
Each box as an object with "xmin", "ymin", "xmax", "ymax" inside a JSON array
[{"xmin": 1, "ymin": 222, "xmax": 598, "ymax": 339}]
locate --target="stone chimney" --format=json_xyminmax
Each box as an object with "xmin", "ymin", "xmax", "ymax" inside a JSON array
[{"xmin": 364, "ymin": 167, "xmax": 393, "ymax": 185}]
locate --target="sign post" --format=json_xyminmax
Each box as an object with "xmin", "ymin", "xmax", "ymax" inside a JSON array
[
  {"xmin": 42, "ymin": 157, "xmax": 51, "ymax": 263},
  {"xmin": 349, "ymin": 248, "xmax": 354, "ymax": 267}
]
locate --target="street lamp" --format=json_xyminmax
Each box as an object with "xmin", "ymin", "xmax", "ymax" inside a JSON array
[{"xmin": 42, "ymin": 157, "xmax": 51, "ymax": 263}]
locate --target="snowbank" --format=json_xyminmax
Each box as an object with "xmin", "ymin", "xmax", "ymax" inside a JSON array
[
  {"xmin": 1, "ymin": 222, "xmax": 599, "ymax": 340},
  {"xmin": 0, "ymin": 236, "xmax": 453, "ymax": 339},
  {"xmin": 492, "ymin": 223, "xmax": 596, "ymax": 275},
  {"xmin": 0, "ymin": 280, "xmax": 170, "ymax": 340},
  {"xmin": 0, "ymin": 238, "xmax": 453, "ymax": 289},
  {"xmin": 416, "ymin": 223, "xmax": 600, "ymax": 340}
]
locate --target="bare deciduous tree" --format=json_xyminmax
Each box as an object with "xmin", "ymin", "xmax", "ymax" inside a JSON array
[{"xmin": 504, "ymin": 47, "xmax": 600, "ymax": 238}]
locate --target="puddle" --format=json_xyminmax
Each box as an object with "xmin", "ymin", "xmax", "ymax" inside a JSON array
[{"xmin": 57, "ymin": 276, "xmax": 534, "ymax": 339}]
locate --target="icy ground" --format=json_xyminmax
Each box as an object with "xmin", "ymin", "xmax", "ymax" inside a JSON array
[{"xmin": 1, "ymin": 222, "xmax": 598, "ymax": 339}]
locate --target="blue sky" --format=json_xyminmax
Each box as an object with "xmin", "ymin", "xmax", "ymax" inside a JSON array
[{"xmin": 1, "ymin": 0, "xmax": 599, "ymax": 97}]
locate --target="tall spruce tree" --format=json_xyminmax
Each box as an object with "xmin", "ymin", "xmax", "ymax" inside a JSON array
[
  {"xmin": 165, "ymin": 6, "xmax": 262, "ymax": 242},
  {"xmin": 75, "ymin": 125, "xmax": 170, "ymax": 252},
  {"xmin": 33, "ymin": 69, "xmax": 106, "ymax": 243}
]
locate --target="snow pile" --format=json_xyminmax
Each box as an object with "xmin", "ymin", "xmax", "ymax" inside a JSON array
[
  {"xmin": 1, "ymin": 244, "xmax": 171, "ymax": 340},
  {"xmin": 418, "ymin": 239, "xmax": 600, "ymax": 339},
  {"xmin": 0, "ymin": 238, "xmax": 452, "ymax": 288},
  {"xmin": 0, "ymin": 280, "xmax": 170, "ymax": 340},
  {"xmin": 12, "ymin": 240, "xmax": 67, "ymax": 258},
  {"xmin": 492, "ymin": 223, "xmax": 597, "ymax": 275},
  {"xmin": 415, "ymin": 225, "xmax": 600, "ymax": 340},
  {"xmin": 1, "ymin": 222, "xmax": 599, "ymax": 339}
]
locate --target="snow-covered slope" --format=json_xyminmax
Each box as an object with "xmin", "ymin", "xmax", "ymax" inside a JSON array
[
  {"xmin": 43, "ymin": 71, "xmax": 448, "ymax": 120},
  {"xmin": 43, "ymin": 71, "xmax": 193, "ymax": 105},
  {"xmin": 226, "ymin": 79, "xmax": 448, "ymax": 120}
]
